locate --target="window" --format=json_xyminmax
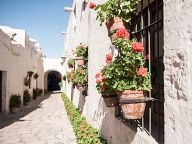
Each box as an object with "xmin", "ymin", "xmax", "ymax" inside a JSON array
[{"xmin": 115, "ymin": 0, "xmax": 164, "ymax": 143}]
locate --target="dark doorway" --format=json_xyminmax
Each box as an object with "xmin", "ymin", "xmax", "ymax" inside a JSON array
[
  {"xmin": 47, "ymin": 71, "xmax": 61, "ymax": 91},
  {"xmin": 0, "ymin": 71, "xmax": 2, "ymax": 112}
]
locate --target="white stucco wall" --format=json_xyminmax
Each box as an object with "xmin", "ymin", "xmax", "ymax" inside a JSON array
[
  {"xmin": 63, "ymin": 0, "xmax": 159, "ymax": 144},
  {"xmin": 0, "ymin": 26, "xmax": 44, "ymax": 113},
  {"xmin": 164, "ymin": 0, "xmax": 192, "ymax": 143}
]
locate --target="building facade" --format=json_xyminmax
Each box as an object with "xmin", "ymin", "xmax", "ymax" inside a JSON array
[
  {"xmin": 63, "ymin": 0, "xmax": 192, "ymax": 144},
  {"xmin": 0, "ymin": 26, "xmax": 44, "ymax": 114}
]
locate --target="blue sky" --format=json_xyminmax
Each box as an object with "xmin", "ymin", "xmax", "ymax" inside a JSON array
[{"xmin": 0, "ymin": 0, "xmax": 73, "ymax": 58}]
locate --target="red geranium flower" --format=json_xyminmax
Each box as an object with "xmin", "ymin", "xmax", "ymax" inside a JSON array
[
  {"xmin": 137, "ymin": 67, "xmax": 147, "ymax": 77},
  {"xmin": 105, "ymin": 59, "xmax": 112, "ymax": 64},
  {"xmin": 96, "ymin": 79, "xmax": 101, "ymax": 84},
  {"xmin": 95, "ymin": 72, "xmax": 101, "ymax": 79},
  {"xmin": 89, "ymin": 2, "xmax": 96, "ymax": 9},
  {"xmin": 101, "ymin": 76, "xmax": 106, "ymax": 82},
  {"xmin": 132, "ymin": 42, "xmax": 144, "ymax": 52},
  {"xmin": 101, "ymin": 84, "xmax": 107, "ymax": 91},
  {"xmin": 116, "ymin": 28, "xmax": 129, "ymax": 38},
  {"xmin": 106, "ymin": 54, "xmax": 112, "ymax": 60}
]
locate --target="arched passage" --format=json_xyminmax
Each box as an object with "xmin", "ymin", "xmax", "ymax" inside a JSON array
[{"xmin": 44, "ymin": 70, "xmax": 62, "ymax": 92}]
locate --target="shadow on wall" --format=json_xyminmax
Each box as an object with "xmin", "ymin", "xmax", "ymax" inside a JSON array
[
  {"xmin": 77, "ymin": 91, "xmax": 87, "ymax": 113},
  {"xmin": 95, "ymin": 98, "xmax": 137, "ymax": 144}
]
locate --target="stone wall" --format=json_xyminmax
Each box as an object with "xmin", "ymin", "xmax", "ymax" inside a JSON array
[
  {"xmin": 164, "ymin": 0, "xmax": 192, "ymax": 143},
  {"xmin": 0, "ymin": 26, "xmax": 44, "ymax": 113},
  {"xmin": 63, "ymin": 0, "xmax": 159, "ymax": 143}
]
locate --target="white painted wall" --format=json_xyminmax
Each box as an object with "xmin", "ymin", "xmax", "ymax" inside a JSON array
[
  {"xmin": 0, "ymin": 26, "xmax": 44, "ymax": 113},
  {"xmin": 63, "ymin": 0, "xmax": 159, "ymax": 144}
]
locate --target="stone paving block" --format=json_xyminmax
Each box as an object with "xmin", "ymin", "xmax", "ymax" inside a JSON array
[{"xmin": 0, "ymin": 93, "xmax": 77, "ymax": 144}]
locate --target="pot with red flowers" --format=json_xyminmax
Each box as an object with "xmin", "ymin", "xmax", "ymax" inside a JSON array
[
  {"xmin": 75, "ymin": 43, "xmax": 88, "ymax": 67},
  {"xmin": 95, "ymin": 54, "xmax": 119, "ymax": 107},
  {"xmin": 109, "ymin": 36, "xmax": 151, "ymax": 119},
  {"xmin": 67, "ymin": 58, "xmax": 75, "ymax": 70},
  {"xmin": 73, "ymin": 66, "xmax": 88, "ymax": 92},
  {"xmin": 90, "ymin": 0, "xmax": 139, "ymax": 36}
]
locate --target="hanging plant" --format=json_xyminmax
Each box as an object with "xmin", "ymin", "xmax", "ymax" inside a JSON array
[
  {"xmin": 67, "ymin": 58, "xmax": 75, "ymax": 68},
  {"xmin": 66, "ymin": 70, "xmax": 75, "ymax": 82},
  {"xmin": 33, "ymin": 73, "xmax": 39, "ymax": 79},
  {"xmin": 95, "ymin": 54, "xmax": 119, "ymax": 107},
  {"xmin": 63, "ymin": 75, "xmax": 66, "ymax": 81},
  {"xmin": 27, "ymin": 71, "xmax": 34, "ymax": 78},
  {"xmin": 91, "ymin": 0, "xmax": 139, "ymax": 24},
  {"xmin": 76, "ymin": 43, "xmax": 88, "ymax": 59},
  {"xmin": 24, "ymin": 77, "xmax": 30, "ymax": 87},
  {"xmin": 73, "ymin": 66, "xmax": 88, "ymax": 91}
]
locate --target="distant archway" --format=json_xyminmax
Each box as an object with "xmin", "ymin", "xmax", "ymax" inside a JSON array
[{"xmin": 44, "ymin": 70, "xmax": 62, "ymax": 91}]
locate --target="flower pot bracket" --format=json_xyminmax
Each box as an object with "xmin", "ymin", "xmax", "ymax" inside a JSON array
[
  {"xmin": 102, "ymin": 94, "xmax": 117, "ymax": 98},
  {"xmin": 119, "ymin": 97, "xmax": 156, "ymax": 104}
]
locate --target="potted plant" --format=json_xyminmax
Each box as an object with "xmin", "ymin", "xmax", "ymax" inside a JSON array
[
  {"xmin": 33, "ymin": 72, "xmax": 39, "ymax": 89},
  {"xmin": 23, "ymin": 89, "xmax": 31, "ymax": 106},
  {"xmin": 95, "ymin": 54, "xmax": 119, "ymax": 107},
  {"xmin": 67, "ymin": 58, "xmax": 75, "ymax": 69},
  {"xmin": 109, "ymin": 35, "xmax": 151, "ymax": 119},
  {"xmin": 73, "ymin": 66, "xmax": 88, "ymax": 92},
  {"xmin": 33, "ymin": 88, "xmax": 38, "ymax": 99},
  {"xmin": 63, "ymin": 75, "xmax": 66, "ymax": 81},
  {"xmin": 9, "ymin": 94, "xmax": 21, "ymax": 113},
  {"xmin": 27, "ymin": 71, "xmax": 34, "ymax": 78},
  {"xmin": 91, "ymin": 0, "xmax": 138, "ymax": 31},
  {"xmin": 24, "ymin": 77, "xmax": 30, "ymax": 87},
  {"xmin": 33, "ymin": 73, "xmax": 39, "ymax": 79},
  {"xmin": 66, "ymin": 70, "xmax": 75, "ymax": 83},
  {"xmin": 75, "ymin": 43, "xmax": 88, "ymax": 67}
]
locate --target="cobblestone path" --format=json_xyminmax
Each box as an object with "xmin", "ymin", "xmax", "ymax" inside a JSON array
[{"xmin": 0, "ymin": 93, "xmax": 77, "ymax": 144}]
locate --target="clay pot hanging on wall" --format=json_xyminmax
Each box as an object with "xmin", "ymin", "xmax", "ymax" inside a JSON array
[
  {"xmin": 76, "ymin": 83, "xmax": 87, "ymax": 92},
  {"xmin": 105, "ymin": 17, "xmax": 125, "ymax": 32},
  {"xmin": 75, "ymin": 57, "xmax": 85, "ymax": 67},
  {"xmin": 102, "ymin": 93, "xmax": 119, "ymax": 107},
  {"xmin": 117, "ymin": 90, "xmax": 146, "ymax": 120}
]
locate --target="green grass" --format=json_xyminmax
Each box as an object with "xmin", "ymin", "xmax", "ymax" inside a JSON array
[{"xmin": 61, "ymin": 93, "xmax": 107, "ymax": 144}]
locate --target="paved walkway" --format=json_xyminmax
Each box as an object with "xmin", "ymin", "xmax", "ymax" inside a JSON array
[{"xmin": 0, "ymin": 92, "xmax": 77, "ymax": 144}]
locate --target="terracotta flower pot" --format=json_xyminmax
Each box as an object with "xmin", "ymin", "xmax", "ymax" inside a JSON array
[
  {"xmin": 76, "ymin": 83, "xmax": 87, "ymax": 92},
  {"xmin": 116, "ymin": 90, "xmax": 146, "ymax": 119},
  {"xmin": 10, "ymin": 107, "xmax": 20, "ymax": 113},
  {"xmin": 76, "ymin": 57, "xmax": 85, "ymax": 67},
  {"xmin": 105, "ymin": 17, "xmax": 125, "ymax": 32},
  {"xmin": 102, "ymin": 94, "xmax": 119, "ymax": 107}
]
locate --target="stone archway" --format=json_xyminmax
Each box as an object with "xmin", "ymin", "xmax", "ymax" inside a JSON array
[{"xmin": 44, "ymin": 70, "xmax": 62, "ymax": 92}]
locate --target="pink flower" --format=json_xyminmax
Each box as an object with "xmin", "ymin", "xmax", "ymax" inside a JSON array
[{"xmin": 132, "ymin": 42, "xmax": 144, "ymax": 52}]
